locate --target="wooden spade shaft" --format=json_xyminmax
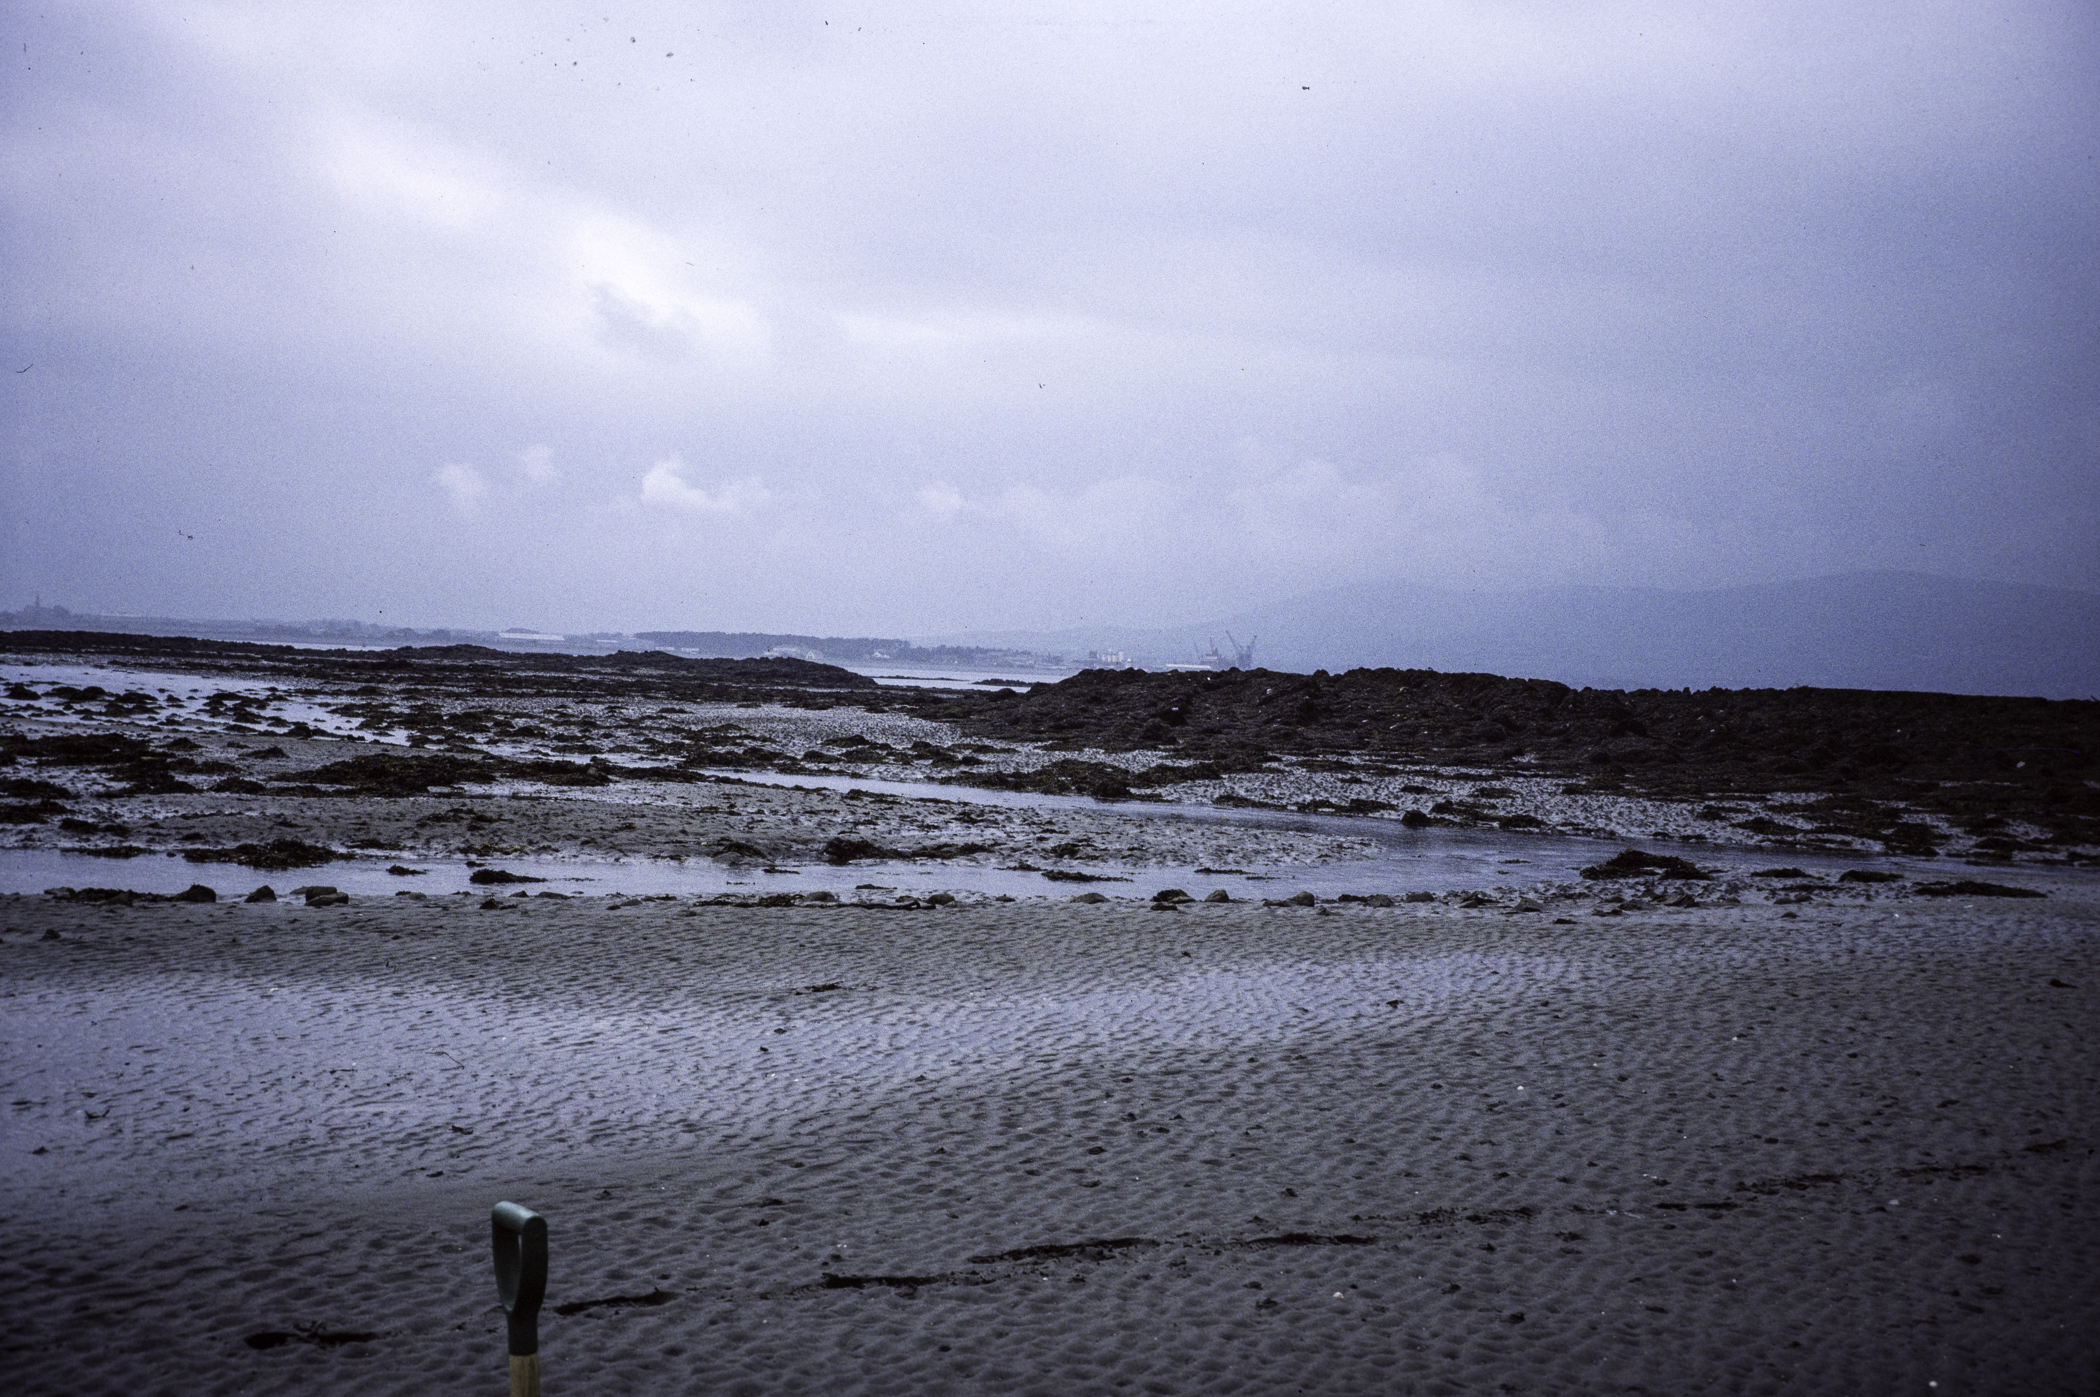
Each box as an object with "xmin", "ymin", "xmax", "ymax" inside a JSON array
[{"xmin": 510, "ymin": 1352, "xmax": 542, "ymax": 1397}]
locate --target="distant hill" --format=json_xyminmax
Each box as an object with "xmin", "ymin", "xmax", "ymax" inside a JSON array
[{"xmin": 925, "ymin": 573, "xmax": 2100, "ymax": 699}]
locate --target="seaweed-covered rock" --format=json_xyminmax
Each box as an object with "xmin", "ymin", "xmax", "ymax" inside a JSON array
[
  {"xmin": 948, "ymin": 759, "xmax": 1141, "ymax": 801},
  {"xmin": 281, "ymin": 753, "xmax": 497, "ymax": 795},
  {"xmin": 182, "ymin": 839, "xmax": 343, "ymax": 870},
  {"xmin": 823, "ymin": 836, "xmax": 896, "ymax": 864},
  {"xmin": 1913, "ymin": 880, "xmax": 2044, "ymax": 898},
  {"xmin": 1579, "ymin": 849, "xmax": 1711, "ymax": 881}
]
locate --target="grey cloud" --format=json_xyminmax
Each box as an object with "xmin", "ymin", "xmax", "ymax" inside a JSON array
[{"xmin": 3, "ymin": 1, "xmax": 2095, "ymax": 639}]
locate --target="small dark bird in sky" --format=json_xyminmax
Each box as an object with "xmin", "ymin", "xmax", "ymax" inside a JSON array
[{"xmin": 14, "ymin": 363, "xmax": 29, "ymax": 373}]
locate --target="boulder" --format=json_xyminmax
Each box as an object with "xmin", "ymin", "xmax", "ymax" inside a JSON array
[{"xmin": 1579, "ymin": 849, "xmax": 1710, "ymax": 881}]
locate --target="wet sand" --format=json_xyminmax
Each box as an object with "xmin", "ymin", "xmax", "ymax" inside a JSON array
[{"xmin": 4, "ymin": 887, "xmax": 2096, "ymax": 1395}]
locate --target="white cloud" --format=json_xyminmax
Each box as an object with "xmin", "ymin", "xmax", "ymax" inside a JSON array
[
  {"xmin": 323, "ymin": 120, "xmax": 502, "ymax": 234},
  {"xmin": 434, "ymin": 462, "xmax": 487, "ymax": 513},
  {"xmin": 916, "ymin": 483, "xmax": 966, "ymax": 519},
  {"xmin": 516, "ymin": 444, "xmax": 556, "ymax": 483},
  {"xmin": 638, "ymin": 456, "xmax": 770, "ymax": 513}
]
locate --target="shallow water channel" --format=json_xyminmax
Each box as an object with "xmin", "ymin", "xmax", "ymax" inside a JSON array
[{"xmin": 2, "ymin": 767, "xmax": 1924, "ymax": 903}]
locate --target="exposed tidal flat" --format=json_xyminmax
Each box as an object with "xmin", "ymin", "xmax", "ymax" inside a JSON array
[
  {"xmin": 1, "ymin": 633, "xmax": 2096, "ymax": 1392},
  {"xmin": 3, "ymin": 891, "xmax": 2096, "ymax": 1395}
]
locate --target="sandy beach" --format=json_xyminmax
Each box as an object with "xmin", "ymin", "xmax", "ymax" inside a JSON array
[{"xmin": 4, "ymin": 882, "xmax": 2095, "ymax": 1395}]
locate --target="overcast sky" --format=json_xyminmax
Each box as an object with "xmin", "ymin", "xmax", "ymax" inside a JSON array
[{"xmin": 4, "ymin": 2, "xmax": 2095, "ymax": 635}]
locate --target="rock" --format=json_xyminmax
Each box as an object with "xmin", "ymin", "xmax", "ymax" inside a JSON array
[
  {"xmin": 1399, "ymin": 809, "xmax": 1433, "ymax": 828},
  {"xmin": 385, "ymin": 865, "xmax": 428, "ymax": 876},
  {"xmin": 823, "ymin": 836, "xmax": 895, "ymax": 864},
  {"xmin": 1579, "ymin": 849, "xmax": 1710, "ymax": 881},
  {"xmin": 1837, "ymin": 869, "xmax": 1903, "ymax": 883},
  {"xmin": 171, "ymin": 884, "xmax": 217, "ymax": 903},
  {"xmin": 1362, "ymin": 893, "xmax": 1394, "ymax": 907},
  {"xmin": 950, "ymin": 759, "xmax": 1144, "ymax": 800},
  {"xmin": 1403, "ymin": 891, "xmax": 1437, "ymax": 903},
  {"xmin": 1204, "ymin": 889, "xmax": 1232, "ymax": 903},
  {"xmin": 1151, "ymin": 888, "xmax": 1194, "ymax": 904},
  {"xmin": 245, "ymin": 885, "xmax": 277, "ymax": 903},
  {"xmin": 469, "ymin": 868, "xmax": 547, "ymax": 885},
  {"xmin": 44, "ymin": 887, "xmax": 136, "ymax": 905},
  {"xmin": 1881, "ymin": 822, "xmax": 1941, "ymax": 856},
  {"xmin": 181, "ymin": 839, "xmax": 341, "ymax": 871},
  {"xmin": 1913, "ymin": 880, "xmax": 2045, "ymax": 898},
  {"xmin": 1068, "ymin": 892, "xmax": 1109, "ymax": 903},
  {"xmin": 306, "ymin": 891, "xmax": 350, "ymax": 907},
  {"xmin": 1512, "ymin": 897, "xmax": 1544, "ymax": 912},
  {"xmin": 278, "ymin": 752, "xmax": 499, "ymax": 796},
  {"xmin": 927, "ymin": 892, "xmax": 957, "ymax": 906}
]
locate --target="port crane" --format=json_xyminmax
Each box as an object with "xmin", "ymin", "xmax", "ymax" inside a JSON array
[{"xmin": 1200, "ymin": 633, "xmax": 1257, "ymax": 669}]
